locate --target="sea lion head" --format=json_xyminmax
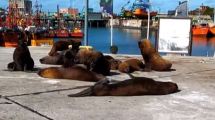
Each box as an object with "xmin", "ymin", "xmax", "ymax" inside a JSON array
[
  {"xmin": 39, "ymin": 53, "xmax": 63, "ymax": 65},
  {"xmin": 157, "ymin": 82, "xmax": 179, "ymax": 95},
  {"xmin": 138, "ymin": 39, "xmax": 156, "ymax": 55},
  {"xmin": 62, "ymin": 48, "xmax": 80, "ymax": 67}
]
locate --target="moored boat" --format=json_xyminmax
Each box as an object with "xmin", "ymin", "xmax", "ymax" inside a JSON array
[
  {"xmin": 209, "ymin": 26, "xmax": 215, "ymax": 36},
  {"xmin": 133, "ymin": 8, "xmax": 157, "ymax": 18},
  {"xmin": 56, "ymin": 29, "xmax": 70, "ymax": 38},
  {"xmin": 132, "ymin": 0, "xmax": 157, "ymax": 19},
  {"xmin": 70, "ymin": 28, "xmax": 84, "ymax": 38},
  {"xmin": 192, "ymin": 24, "xmax": 209, "ymax": 36},
  {"xmin": 2, "ymin": 30, "xmax": 19, "ymax": 47}
]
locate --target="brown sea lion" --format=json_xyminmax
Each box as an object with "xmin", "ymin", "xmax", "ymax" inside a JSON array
[
  {"xmin": 38, "ymin": 65, "xmax": 105, "ymax": 82},
  {"xmin": 104, "ymin": 55, "xmax": 122, "ymax": 70},
  {"xmin": 7, "ymin": 40, "xmax": 34, "ymax": 71},
  {"xmin": 68, "ymin": 76, "xmax": 179, "ymax": 97},
  {"xmin": 48, "ymin": 39, "xmax": 81, "ymax": 56},
  {"xmin": 138, "ymin": 39, "xmax": 172, "ymax": 71},
  {"xmin": 74, "ymin": 49, "xmax": 111, "ymax": 75},
  {"xmin": 118, "ymin": 59, "xmax": 145, "ymax": 73}
]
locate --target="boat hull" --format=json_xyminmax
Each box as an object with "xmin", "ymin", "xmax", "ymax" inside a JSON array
[
  {"xmin": 133, "ymin": 8, "xmax": 157, "ymax": 19},
  {"xmin": 209, "ymin": 27, "xmax": 215, "ymax": 36},
  {"xmin": 192, "ymin": 26, "xmax": 209, "ymax": 36}
]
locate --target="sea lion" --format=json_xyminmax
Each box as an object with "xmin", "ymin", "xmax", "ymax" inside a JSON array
[
  {"xmin": 138, "ymin": 39, "xmax": 172, "ymax": 71},
  {"xmin": 38, "ymin": 65, "xmax": 105, "ymax": 82},
  {"xmin": 68, "ymin": 76, "xmax": 179, "ymax": 97},
  {"xmin": 39, "ymin": 52, "xmax": 64, "ymax": 65},
  {"xmin": 104, "ymin": 55, "xmax": 122, "ymax": 70},
  {"xmin": 118, "ymin": 59, "xmax": 145, "ymax": 73},
  {"xmin": 48, "ymin": 39, "xmax": 81, "ymax": 56},
  {"xmin": 72, "ymin": 49, "xmax": 111, "ymax": 75},
  {"xmin": 7, "ymin": 40, "xmax": 34, "ymax": 71}
]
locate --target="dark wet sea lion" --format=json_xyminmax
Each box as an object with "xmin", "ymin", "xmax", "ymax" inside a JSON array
[
  {"xmin": 68, "ymin": 76, "xmax": 179, "ymax": 97},
  {"xmin": 118, "ymin": 59, "xmax": 145, "ymax": 73},
  {"xmin": 138, "ymin": 39, "xmax": 172, "ymax": 71},
  {"xmin": 7, "ymin": 40, "xmax": 34, "ymax": 71},
  {"xmin": 38, "ymin": 65, "xmax": 105, "ymax": 82}
]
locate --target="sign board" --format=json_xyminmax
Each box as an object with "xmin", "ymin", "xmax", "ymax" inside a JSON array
[{"xmin": 158, "ymin": 18, "xmax": 192, "ymax": 55}]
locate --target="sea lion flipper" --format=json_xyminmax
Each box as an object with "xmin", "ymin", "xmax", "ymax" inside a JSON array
[{"xmin": 68, "ymin": 87, "xmax": 94, "ymax": 97}]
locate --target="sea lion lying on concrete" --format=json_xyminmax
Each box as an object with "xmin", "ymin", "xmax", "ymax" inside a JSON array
[
  {"xmin": 7, "ymin": 40, "xmax": 34, "ymax": 71},
  {"xmin": 48, "ymin": 39, "xmax": 81, "ymax": 56},
  {"xmin": 118, "ymin": 59, "xmax": 145, "ymax": 73},
  {"xmin": 138, "ymin": 39, "xmax": 172, "ymax": 71},
  {"xmin": 68, "ymin": 76, "xmax": 179, "ymax": 97},
  {"xmin": 38, "ymin": 65, "xmax": 105, "ymax": 82}
]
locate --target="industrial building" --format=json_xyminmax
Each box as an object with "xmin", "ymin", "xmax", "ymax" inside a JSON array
[{"xmin": 8, "ymin": 0, "xmax": 32, "ymax": 15}]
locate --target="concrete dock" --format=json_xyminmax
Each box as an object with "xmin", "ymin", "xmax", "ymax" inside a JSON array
[{"xmin": 0, "ymin": 46, "xmax": 215, "ymax": 120}]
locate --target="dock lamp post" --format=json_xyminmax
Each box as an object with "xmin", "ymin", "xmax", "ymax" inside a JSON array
[
  {"xmin": 84, "ymin": 0, "xmax": 89, "ymax": 46},
  {"xmin": 146, "ymin": 3, "xmax": 150, "ymax": 40},
  {"xmin": 110, "ymin": 14, "xmax": 118, "ymax": 54}
]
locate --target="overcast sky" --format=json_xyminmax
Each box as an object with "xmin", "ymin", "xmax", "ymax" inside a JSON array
[{"xmin": 1, "ymin": 0, "xmax": 215, "ymax": 13}]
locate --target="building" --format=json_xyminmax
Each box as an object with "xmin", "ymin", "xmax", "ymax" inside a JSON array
[
  {"xmin": 60, "ymin": 8, "xmax": 79, "ymax": 18},
  {"xmin": 9, "ymin": 0, "xmax": 32, "ymax": 15}
]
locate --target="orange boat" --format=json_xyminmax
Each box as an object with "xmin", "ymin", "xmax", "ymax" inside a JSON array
[
  {"xmin": 133, "ymin": 8, "xmax": 157, "ymax": 18},
  {"xmin": 192, "ymin": 24, "xmax": 209, "ymax": 36},
  {"xmin": 70, "ymin": 28, "xmax": 84, "ymax": 38},
  {"xmin": 2, "ymin": 31, "xmax": 19, "ymax": 47},
  {"xmin": 56, "ymin": 29, "xmax": 70, "ymax": 38},
  {"xmin": 209, "ymin": 26, "xmax": 215, "ymax": 36}
]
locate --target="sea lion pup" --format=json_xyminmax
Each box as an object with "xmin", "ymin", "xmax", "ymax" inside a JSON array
[
  {"xmin": 68, "ymin": 76, "xmax": 179, "ymax": 97},
  {"xmin": 48, "ymin": 39, "xmax": 81, "ymax": 56},
  {"xmin": 138, "ymin": 39, "xmax": 172, "ymax": 71},
  {"xmin": 7, "ymin": 40, "xmax": 34, "ymax": 71},
  {"xmin": 38, "ymin": 65, "xmax": 105, "ymax": 82},
  {"xmin": 104, "ymin": 55, "xmax": 122, "ymax": 70},
  {"xmin": 118, "ymin": 59, "xmax": 145, "ymax": 73}
]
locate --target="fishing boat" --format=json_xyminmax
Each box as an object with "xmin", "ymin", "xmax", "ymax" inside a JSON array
[
  {"xmin": 133, "ymin": 8, "xmax": 157, "ymax": 18},
  {"xmin": 132, "ymin": 0, "xmax": 157, "ymax": 19},
  {"xmin": 192, "ymin": 24, "xmax": 209, "ymax": 36},
  {"xmin": 1, "ymin": 30, "xmax": 19, "ymax": 47},
  {"xmin": 209, "ymin": 26, "xmax": 215, "ymax": 36},
  {"xmin": 55, "ymin": 29, "xmax": 70, "ymax": 38},
  {"xmin": 70, "ymin": 27, "xmax": 84, "ymax": 38}
]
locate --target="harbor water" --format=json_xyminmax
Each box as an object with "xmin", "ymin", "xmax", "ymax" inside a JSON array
[{"xmin": 56, "ymin": 27, "xmax": 215, "ymax": 57}]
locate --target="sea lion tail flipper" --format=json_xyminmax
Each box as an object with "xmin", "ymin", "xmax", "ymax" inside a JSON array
[{"xmin": 68, "ymin": 87, "xmax": 94, "ymax": 97}]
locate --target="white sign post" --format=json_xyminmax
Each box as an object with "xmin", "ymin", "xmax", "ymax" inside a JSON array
[{"xmin": 158, "ymin": 18, "xmax": 192, "ymax": 55}]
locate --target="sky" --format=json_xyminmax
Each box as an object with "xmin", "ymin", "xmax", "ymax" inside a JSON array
[{"xmin": 1, "ymin": 0, "xmax": 215, "ymax": 14}]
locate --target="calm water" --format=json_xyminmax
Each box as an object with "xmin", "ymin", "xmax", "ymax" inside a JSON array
[{"xmin": 60, "ymin": 27, "xmax": 215, "ymax": 57}]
